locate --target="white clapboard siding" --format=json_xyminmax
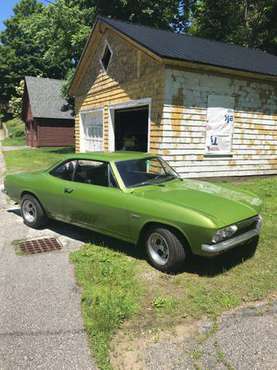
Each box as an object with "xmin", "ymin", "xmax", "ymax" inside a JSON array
[{"xmin": 159, "ymin": 68, "xmax": 277, "ymax": 177}]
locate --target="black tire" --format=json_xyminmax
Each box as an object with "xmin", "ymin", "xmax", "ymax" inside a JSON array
[
  {"xmin": 144, "ymin": 226, "xmax": 189, "ymax": 272},
  {"xmin": 21, "ymin": 194, "xmax": 48, "ymax": 228}
]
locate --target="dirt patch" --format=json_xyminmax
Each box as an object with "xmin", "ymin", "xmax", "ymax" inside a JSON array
[{"xmin": 110, "ymin": 319, "xmax": 199, "ymax": 370}]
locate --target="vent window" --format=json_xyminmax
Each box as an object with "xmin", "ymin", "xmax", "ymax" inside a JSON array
[{"xmin": 101, "ymin": 44, "xmax": 112, "ymax": 71}]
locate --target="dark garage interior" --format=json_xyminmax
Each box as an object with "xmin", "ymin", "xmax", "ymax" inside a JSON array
[{"xmin": 114, "ymin": 106, "xmax": 149, "ymax": 152}]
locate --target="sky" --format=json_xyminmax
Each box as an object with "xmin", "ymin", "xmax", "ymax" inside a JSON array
[{"xmin": 0, "ymin": 0, "xmax": 49, "ymax": 31}]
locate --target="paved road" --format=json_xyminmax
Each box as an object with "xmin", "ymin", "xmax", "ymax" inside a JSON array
[
  {"xmin": 1, "ymin": 145, "xmax": 28, "ymax": 151},
  {"xmin": 0, "ymin": 131, "xmax": 96, "ymax": 369}
]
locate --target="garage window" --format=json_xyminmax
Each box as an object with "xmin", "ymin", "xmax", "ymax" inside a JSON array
[
  {"xmin": 100, "ymin": 42, "xmax": 112, "ymax": 71},
  {"xmin": 80, "ymin": 110, "xmax": 103, "ymax": 152}
]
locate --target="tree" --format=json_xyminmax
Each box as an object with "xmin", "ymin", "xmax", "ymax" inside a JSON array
[
  {"xmin": 9, "ymin": 80, "xmax": 25, "ymax": 118},
  {"xmin": 0, "ymin": 0, "xmax": 187, "ymax": 114},
  {"xmin": 0, "ymin": 0, "xmax": 47, "ymax": 111},
  {"xmin": 189, "ymin": 0, "xmax": 277, "ymax": 54}
]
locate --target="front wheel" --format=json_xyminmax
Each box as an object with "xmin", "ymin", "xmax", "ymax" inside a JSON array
[
  {"xmin": 144, "ymin": 227, "xmax": 188, "ymax": 272},
  {"xmin": 21, "ymin": 194, "xmax": 48, "ymax": 228}
]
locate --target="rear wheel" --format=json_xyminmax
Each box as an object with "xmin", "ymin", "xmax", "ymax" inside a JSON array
[
  {"xmin": 21, "ymin": 194, "xmax": 48, "ymax": 228},
  {"xmin": 144, "ymin": 226, "xmax": 188, "ymax": 272}
]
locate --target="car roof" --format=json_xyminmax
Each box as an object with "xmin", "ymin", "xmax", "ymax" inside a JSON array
[{"xmin": 63, "ymin": 151, "xmax": 154, "ymax": 162}]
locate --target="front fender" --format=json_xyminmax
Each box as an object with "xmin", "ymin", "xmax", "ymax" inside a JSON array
[{"xmin": 129, "ymin": 198, "xmax": 217, "ymax": 252}]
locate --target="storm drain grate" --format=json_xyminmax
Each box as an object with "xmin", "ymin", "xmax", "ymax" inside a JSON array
[{"xmin": 19, "ymin": 238, "xmax": 62, "ymax": 255}]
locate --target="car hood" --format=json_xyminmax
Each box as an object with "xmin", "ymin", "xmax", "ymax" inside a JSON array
[{"xmin": 132, "ymin": 179, "xmax": 262, "ymax": 227}]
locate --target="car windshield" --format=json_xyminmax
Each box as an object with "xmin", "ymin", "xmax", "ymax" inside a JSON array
[{"xmin": 115, "ymin": 157, "xmax": 179, "ymax": 188}]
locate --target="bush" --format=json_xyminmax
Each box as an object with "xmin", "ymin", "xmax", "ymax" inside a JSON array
[{"xmin": 5, "ymin": 118, "xmax": 25, "ymax": 138}]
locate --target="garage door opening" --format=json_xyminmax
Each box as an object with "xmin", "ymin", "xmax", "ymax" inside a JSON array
[{"xmin": 114, "ymin": 106, "xmax": 149, "ymax": 152}]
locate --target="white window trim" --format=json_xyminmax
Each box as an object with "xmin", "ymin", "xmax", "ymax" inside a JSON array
[
  {"xmin": 99, "ymin": 40, "xmax": 113, "ymax": 72},
  {"xmin": 79, "ymin": 108, "xmax": 104, "ymax": 152},
  {"xmin": 108, "ymin": 98, "xmax": 152, "ymax": 152}
]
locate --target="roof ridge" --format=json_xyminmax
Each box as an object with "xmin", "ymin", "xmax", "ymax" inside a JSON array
[{"xmin": 25, "ymin": 75, "xmax": 65, "ymax": 83}]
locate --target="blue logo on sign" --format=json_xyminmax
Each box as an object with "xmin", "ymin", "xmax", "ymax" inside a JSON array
[{"xmin": 225, "ymin": 114, "xmax": 233, "ymax": 124}]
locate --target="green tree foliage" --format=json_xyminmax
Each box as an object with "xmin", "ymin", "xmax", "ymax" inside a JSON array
[
  {"xmin": 0, "ymin": 0, "xmax": 46, "ymax": 109},
  {"xmin": 9, "ymin": 80, "xmax": 25, "ymax": 118},
  {"xmin": 190, "ymin": 0, "xmax": 277, "ymax": 54},
  {"xmin": 0, "ymin": 0, "xmax": 186, "ymax": 113}
]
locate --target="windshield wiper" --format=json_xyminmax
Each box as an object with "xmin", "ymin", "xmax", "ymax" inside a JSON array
[
  {"xmin": 152, "ymin": 175, "xmax": 176, "ymax": 183},
  {"xmin": 132, "ymin": 180, "xmax": 154, "ymax": 187},
  {"xmin": 132, "ymin": 175, "xmax": 176, "ymax": 188}
]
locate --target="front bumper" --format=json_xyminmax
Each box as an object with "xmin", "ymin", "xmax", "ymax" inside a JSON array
[{"xmin": 201, "ymin": 216, "xmax": 262, "ymax": 255}]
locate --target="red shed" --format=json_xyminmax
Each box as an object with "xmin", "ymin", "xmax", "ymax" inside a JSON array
[{"xmin": 22, "ymin": 76, "xmax": 74, "ymax": 147}]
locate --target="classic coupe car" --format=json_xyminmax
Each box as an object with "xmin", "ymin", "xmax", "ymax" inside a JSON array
[{"xmin": 4, "ymin": 152, "xmax": 262, "ymax": 271}]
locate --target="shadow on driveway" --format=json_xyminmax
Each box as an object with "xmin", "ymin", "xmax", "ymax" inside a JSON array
[{"xmin": 8, "ymin": 208, "xmax": 258, "ymax": 277}]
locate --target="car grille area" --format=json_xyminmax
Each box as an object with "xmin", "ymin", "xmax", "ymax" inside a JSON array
[
  {"xmin": 235, "ymin": 216, "xmax": 260, "ymax": 237},
  {"xmin": 18, "ymin": 238, "xmax": 62, "ymax": 255}
]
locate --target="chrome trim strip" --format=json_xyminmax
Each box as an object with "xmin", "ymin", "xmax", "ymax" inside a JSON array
[{"xmin": 202, "ymin": 216, "xmax": 262, "ymax": 254}]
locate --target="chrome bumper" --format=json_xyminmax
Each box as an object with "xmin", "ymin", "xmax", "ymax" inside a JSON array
[{"xmin": 201, "ymin": 216, "xmax": 262, "ymax": 255}]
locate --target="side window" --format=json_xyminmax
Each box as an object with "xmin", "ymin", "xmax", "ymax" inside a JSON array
[
  {"xmin": 50, "ymin": 160, "xmax": 76, "ymax": 181},
  {"xmin": 74, "ymin": 160, "xmax": 118, "ymax": 188}
]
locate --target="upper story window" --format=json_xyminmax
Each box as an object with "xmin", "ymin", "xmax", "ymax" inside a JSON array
[{"xmin": 100, "ymin": 42, "xmax": 112, "ymax": 71}]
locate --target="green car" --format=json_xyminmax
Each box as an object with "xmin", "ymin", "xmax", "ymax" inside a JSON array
[{"xmin": 4, "ymin": 152, "xmax": 262, "ymax": 271}]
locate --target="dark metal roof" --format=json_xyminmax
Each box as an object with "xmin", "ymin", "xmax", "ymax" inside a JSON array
[
  {"xmin": 25, "ymin": 76, "xmax": 74, "ymax": 120},
  {"xmin": 99, "ymin": 17, "xmax": 277, "ymax": 77}
]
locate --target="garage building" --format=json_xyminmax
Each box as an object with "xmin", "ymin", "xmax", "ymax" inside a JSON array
[
  {"xmin": 23, "ymin": 76, "xmax": 74, "ymax": 148},
  {"xmin": 69, "ymin": 17, "xmax": 277, "ymax": 178}
]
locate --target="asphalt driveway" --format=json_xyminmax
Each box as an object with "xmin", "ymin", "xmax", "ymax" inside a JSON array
[{"xmin": 0, "ymin": 134, "xmax": 96, "ymax": 369}]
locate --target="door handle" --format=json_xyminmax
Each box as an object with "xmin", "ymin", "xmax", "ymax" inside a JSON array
[{"xmin": 64, "ymin": 188, "xmax": 74, "ymax": 194}]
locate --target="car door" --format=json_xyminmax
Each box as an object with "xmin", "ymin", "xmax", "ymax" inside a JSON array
[
  {"xmin": 63, "ymin": 159, "xmax": 130, "ymax": 240},
  {"xmin": 41, "ymin": 159, "xmax": 77, "ymax": 220}
]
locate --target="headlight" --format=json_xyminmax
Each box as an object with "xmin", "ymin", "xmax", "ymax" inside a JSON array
[{"xmin": 212, "ymin": 225, "xmax": 238, "ymax": 244}]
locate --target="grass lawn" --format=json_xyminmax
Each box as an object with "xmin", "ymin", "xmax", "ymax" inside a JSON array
[
  {"xmin": 2, "ymin": 118, "xmax": 26, "ymax": 146},
  {"xmin": 2, "ymin": 136, "xmax": 26, "ymax": 146},
  {"xmin": 71, "ymin": 176, "xmax": 277, "ymax": 370},
  {"xmin": 3, "ymin": 146, "xmax": 74, "ymax": 174}
]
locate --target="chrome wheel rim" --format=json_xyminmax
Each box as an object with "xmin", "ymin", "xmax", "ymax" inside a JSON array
[
  {"xmin": 147, "ymin": 232, "xmax": 169, "ymax": 266},
  {"xmin": 22, "ymin": 200, "xmax": 37, "ymax": 223}
]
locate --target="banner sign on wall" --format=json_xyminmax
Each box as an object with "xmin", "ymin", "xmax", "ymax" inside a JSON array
[{"xmin": 205, "ymin": 95, "xmax": 235, "ymax": 154}]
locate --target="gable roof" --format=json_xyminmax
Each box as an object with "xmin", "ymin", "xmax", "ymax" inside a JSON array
[
  {"xmin": 99, "ymin": 17, "xmax": 277, "ymax": 78},
  {"xmin": 25, "ymin": 76, "xmax": 73, "ymax": 120}
]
